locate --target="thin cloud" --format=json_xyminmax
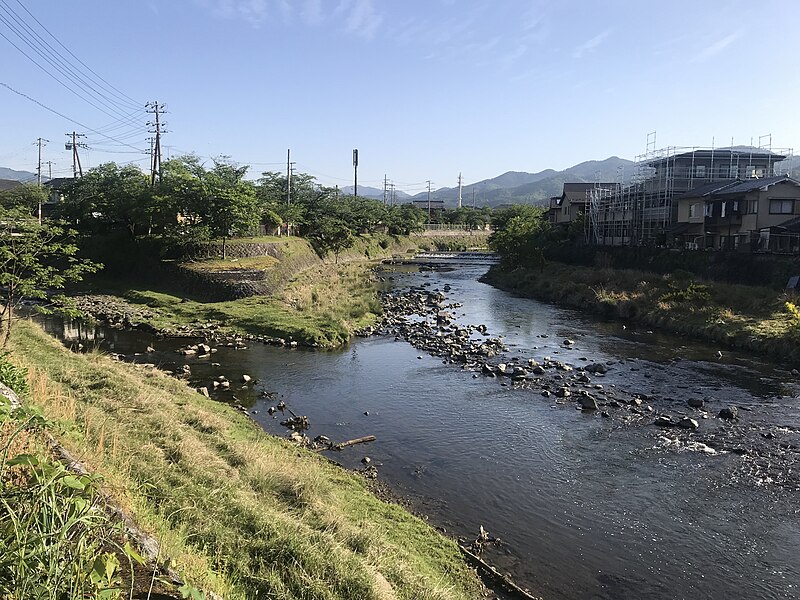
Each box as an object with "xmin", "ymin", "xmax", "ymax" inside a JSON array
[
  {"xmin": 572, "ymin": 28, "xmax": 612, "ymax": 59},
  {"xmin": 691, "ymin": 31, "xmax": 742, "ymax": 63},
  {"xmin": 301, "ymin": 0, "xmax": 323, "ymax": 25},
  {"xmin": 197, "ymin": 0, "xmax": 271, "ymax": 27},
  {"xmin": 343, "ymin": 0, "xmax": 383, "ymax": 40}
]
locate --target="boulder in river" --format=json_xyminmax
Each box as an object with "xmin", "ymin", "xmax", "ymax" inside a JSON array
[
  {"xmin": 687, "ymin": 398, "xmax": 704, "ymax": 409},
  {"xmin": 654, "ymin": 415, "xmax": 675, "ymax": 427},
  {"xmin": 578, "ymin": 396, "xmax": 598, "ymax": 410},
  {"xmin": 586, "ymin": 363, "xmax": 608, "ymax": 374},
  {"xmin": 718, "ymin": 406, "xmax": 739, "ymax": 420},
  {"xmin": 678, "ymin": 417, "xmax": 700, "ymax": 430}
]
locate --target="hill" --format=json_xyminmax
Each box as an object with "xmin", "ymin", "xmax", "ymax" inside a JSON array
[
  {"xmin": 339, "ymin": 185, "xmax": 412, "ymax": 201},
  {"xmin": 0, "ymin": 167, "xmax": 39, "ymax": 182},
  {"xmin": 420, "ymin": 156, "xmax": 634, "ymax": 208}
]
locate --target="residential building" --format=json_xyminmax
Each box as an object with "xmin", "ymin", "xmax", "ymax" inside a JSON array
[
  {"xmin": 587, "ymin": 146, "xmax": 792, "ymax": 247},
  {"xmin": 547, "ymin": 182, "xmax": 619, "ymax": 226},
  {"xmin": 675, "ymin": 176, "xmax": 800, "ymax": 252}
]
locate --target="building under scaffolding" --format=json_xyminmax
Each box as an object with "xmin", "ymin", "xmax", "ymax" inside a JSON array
[{"xmin": 587, "ymin": 135, "xmax": 794, "ymax": 246}]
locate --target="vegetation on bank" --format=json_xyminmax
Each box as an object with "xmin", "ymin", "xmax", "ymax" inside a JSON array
[
  {"xmin": 485, "ymin": 203, "xmax": 800, "ymax": 362},
  {"xmin": 82, "ymin": 232, "xmax": 489, "ymax": 348},
  {"xmin": 3, "ymin": 321, "xmax": 485, "ymax": 599},
  {"xmin": 484, "ymin": 261, "xmax": 800, "ymax": 363}
]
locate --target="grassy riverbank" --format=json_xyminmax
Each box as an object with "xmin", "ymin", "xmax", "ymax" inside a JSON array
[
  {"xmin": 484, "ymin": 261, "xmax": 800, "ymax": 364},
  {"xmin": 79, "ymin": 232, "xmax": 490, "ymax": 348},
  {"xmin": 5, "ymin": 320, "xmax": 485, "ymax": 599}
]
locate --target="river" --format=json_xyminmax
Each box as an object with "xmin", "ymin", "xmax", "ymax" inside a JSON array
[{"xmin": 43, "ymin": 261, "xmax": 800, "ymax": 600}]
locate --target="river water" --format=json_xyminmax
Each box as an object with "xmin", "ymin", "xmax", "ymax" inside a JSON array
[{"xmin": 43, "ymin": 262, "xmax": 800, "ymax": 600}]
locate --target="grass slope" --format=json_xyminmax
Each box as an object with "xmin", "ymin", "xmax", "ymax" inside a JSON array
[
  {"xmin": 8, "ymin": 320, "xmax": 484, "ymax": 599},
  {"xmin": 485, "ymin": 261, "xmax": 800, "ymax": 364}
]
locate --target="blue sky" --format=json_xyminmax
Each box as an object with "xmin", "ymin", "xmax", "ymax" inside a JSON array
[{"xmin": 2, "ymin": 0, "xmax": 799, "ymax": 195}]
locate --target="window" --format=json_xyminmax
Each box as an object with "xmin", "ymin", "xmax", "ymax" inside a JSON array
[
  {"xmin": 769, "ymin": 199, "xmax": 794, "ymax": 214},
  {"xmin": 704, "ymin": 203, "xmax": 713, "ymax": 217},
  {"xmin": 729, "ymin": 165, "xmax": 739, "ymax": 178},
  {"xmin": 689, "ymin": 203, "xmax": 699, "ymax": 218},
  {"xmin": 721, "ymin": 202, "xmax": 727, "ymax": 218},
  {"xmin": 747, "ymin": 199, "xmax": 758, "ymax": 214},
  {"xmin": 695, "ymin": 165, "xmax": 707, "ymax": 178}
]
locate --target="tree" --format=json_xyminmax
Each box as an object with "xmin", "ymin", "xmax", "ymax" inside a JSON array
[
  {"xmin": 0, "ymin": 207, "xmax": 100, "ymax": 347},
  {"xmin": 309, "ymin": 216, "xmax": 355, "ymax": 263},
  {"xmin": 0, "ymin": 184, "xmax": 49, "ymax": 215},
  {"xmin": 203, "ymin": 160, "xmax": 260, "ymax": 258},
  {"xmin": 488, "ymin": 207, "xmax": 550, "ymax": 270}
]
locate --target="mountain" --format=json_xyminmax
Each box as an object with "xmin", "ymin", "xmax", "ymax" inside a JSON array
[
  {"xmin": 0, "ymin": 167, "xmax": 39, "ymax": 183},
  {"xmin": 417, "ymin": 156, "xmax": 635, "ymax": 208},
  {"xmin": 339, "ymin": 185, "xmax": 412, "ymax": 201}
]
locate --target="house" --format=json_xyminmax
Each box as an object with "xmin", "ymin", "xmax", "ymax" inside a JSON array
[
  {"xmin": 588, "ymin": 146, "xmax": 790, "ymax": 246},
  {"xmin": 548, "ymin": 182, "xmax": 619, "ymax": 226},
  {"xmin": 43, "ymin": 177, "xmax": 74, "ymax": 204},
  {"xmin": 411, "ymin": 198, "xmax": 446, "ymax": 218},
  {"xmin": 675, "ymin": 176, "xmax": 800, "ymax": 252}
]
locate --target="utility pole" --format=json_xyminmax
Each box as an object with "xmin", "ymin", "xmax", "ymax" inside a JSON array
[
  {"xmin": 65, "ymin": 132, "xmax": 87, "ymax": 178},
  {"xmin": 145, "ymin": 101, "xmax": 166, "ymax": 186},
  {"xmin": 286, "ymin": 149, "xmax": 292, "ymax": 205},
  {"xmin": 352, "ymin": 149, "xmax": 359, "ymax": 198},
  {"xmin": 35, "ymin": 137, "xmax": 49, "ymax": 186},
  {"xmin": 457, "ymin": 172, "xmax": 463, "ymax": 208},
  {"xmin": 45, "ymin": 161, "xmax": 54, "ymax": 180},
  {"xmin": 383, "ymin": 174, "xmax": 388, "ymax": 205},
  {"xmin": 426, "ymin": 180, "xmax": 432, "ymax": 222},
  {"xmin": 390, "ymin": 183, "xmax": 396, "ymax": 206}
]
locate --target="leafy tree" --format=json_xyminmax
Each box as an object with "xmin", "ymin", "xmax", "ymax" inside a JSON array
[
  {"xmin": 488, "ymin": 206, "xmax": 550, "ymax": 270},
  {"xmin": 57, "ymin": 163, "xmax": 153, "ymax": 237},
  {"xmin": 0, "ymin": 184, "xmax": 49, "ymax": 215},
  {"xmin": 0, "ymin": 207, "xmax": 100, "ymax": 347},
  {"xmin": 203, "ymin": 159, "xmax": 260, "ymax": 258},
  {"xmin": 386, "ymin": 204, "xmax": 426, "ymax": 235},
  {"xmin": 309, "ymin": 216, "xmax": 355, "ymax": 263}
]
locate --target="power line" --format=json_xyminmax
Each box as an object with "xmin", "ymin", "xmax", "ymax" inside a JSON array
[
  {"xmin": 0, "ymin": 81, "xmax": 146, "ymax": 152},
  {"xmin": 10, "ymin": 0, "xmax": 141, "ymax": 109},
  {"xmin": 0, "ymin": 0, "xmax": 142, "ymax": 115}
]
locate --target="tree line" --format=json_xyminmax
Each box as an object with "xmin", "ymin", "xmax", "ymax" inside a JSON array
[{"xmin": 1, "ymin": 157, "xmax": 501, "ymax": 260}]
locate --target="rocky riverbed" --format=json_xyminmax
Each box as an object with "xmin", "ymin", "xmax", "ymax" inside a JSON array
[{"xmin": 358, "ymin": 280, "xmax": 800, "ymax": 491}]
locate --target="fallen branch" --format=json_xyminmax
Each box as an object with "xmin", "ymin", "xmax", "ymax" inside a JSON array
[
  {"xmin": 331, "ymin": 435, "xmax": 376, "ymax": 450},
  {"xmin": 458, "ymin": 545, "xmax": 542, "ymax": 600}
]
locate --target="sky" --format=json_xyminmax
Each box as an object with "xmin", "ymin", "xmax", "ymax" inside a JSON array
[{"xmin": 2, "ymin": 0, "xmax": 800, "ymax": 195}]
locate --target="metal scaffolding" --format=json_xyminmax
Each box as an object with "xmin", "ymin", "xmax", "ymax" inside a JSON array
[{"xmin": 586, "ymin": 134, "xmax": 794, "ymax": 246}]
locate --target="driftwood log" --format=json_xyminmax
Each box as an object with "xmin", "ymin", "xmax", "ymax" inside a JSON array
[{"xmin": 332, "ymin": 435, "xmax": 376, "ymax": 450}]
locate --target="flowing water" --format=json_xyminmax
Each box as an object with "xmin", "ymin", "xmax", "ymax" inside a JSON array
[{"xmin": 42, "ymin": 262, "xmax": 800, "ymax": 600}]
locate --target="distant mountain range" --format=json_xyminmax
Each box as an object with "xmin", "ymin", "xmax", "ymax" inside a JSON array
[
  {"xmin": 4, "ymin": 153, "xmax": 799, "ymax": 207},
  {"xmin": 0, "ymin": 167, "xmax": 39, "ymax": 183},
  {"xmin": 339, "ymin": 185, "xmax": 413, "ymax": 201}
]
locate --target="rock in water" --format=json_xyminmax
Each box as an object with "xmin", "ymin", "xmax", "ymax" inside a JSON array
[{"xmin": 718, "ymin": 406, "xmax": 739, "ymax": 420}]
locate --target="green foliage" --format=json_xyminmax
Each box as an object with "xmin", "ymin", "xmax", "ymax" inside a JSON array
[
  {"xmin": 0, "ymin": 354, "xmax": 28, "ymax": 397},
  {"xmin": 0, "ymin": 399, "xmax": 126, "ymax": 600},
  {"xmin": 0, "ymin": 184, "xmax": 49, "ymax": 213},
  {"xmin": 488, "ymin": 205, "xmax": 550, "ymax": 270},
  {"xmin": 785, "ymin": 301, "xmax": 800, "ymax": 323},
  {"xmin": 659, "ymin": 282, "xmax": 712, "ymax": 304},
  {"xmin": 0, "ymin": 207, "xmax": 101, "ymax": 347}
]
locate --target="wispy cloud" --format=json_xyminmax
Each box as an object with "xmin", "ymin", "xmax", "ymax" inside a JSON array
[
  {"xmin": 572, "ymin": 28, "xmax": 611, "ymax": 59},
  {"xmin": 691, "ymin": 31, "xmax": 742, "ymax": 63},
  {"xmin": 198, "ymin": 0, "xmax": 271, "ymax": 27},
  {"xmin": 342, "ymin": 0, "xmax": 383, "ymax": 40},
  {"xmin": 301, "ymin": 0, "xmax": 323, "ymax": 26}
]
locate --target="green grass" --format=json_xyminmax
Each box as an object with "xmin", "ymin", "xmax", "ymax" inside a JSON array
[
  {"xmin": 485, "ymin": 261, "xmax": 800, "ymax": 363},
  {"xmin": 6, "ymin": 321, "xmax": 484, "ymax": 599},
  {"xmin": 117, "ymin": 260, "xmax": 381, "ymax": 347}
]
